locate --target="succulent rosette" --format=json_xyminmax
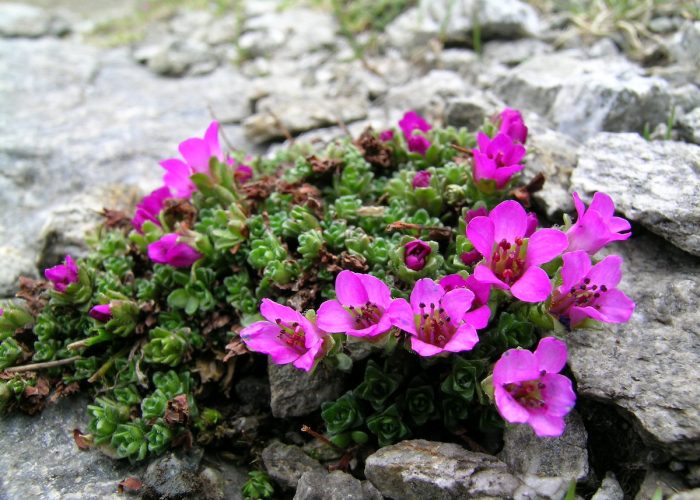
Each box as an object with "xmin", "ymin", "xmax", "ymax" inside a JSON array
[
  {"xmin": 493, "ymin": 337, "xmax": 576, "ymax": 437},
  {"xmin": 241, "ymin": 299, "xmax": 325, "ymax": 372},
  {"xmin": 467, "ymin": 200, "xmax": 568, "ymax": 303}
]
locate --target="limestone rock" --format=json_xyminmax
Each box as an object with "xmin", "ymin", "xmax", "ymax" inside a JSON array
[
  {"xmin": 571, "ymin": 133, "xmax": 700, "ymax": 256},
  {"xmin": 592, "ymin": 472, "xmax": 624, "ymax": 500},
  {"xmin": 268, "ymin": 362, "xmax": 345, "ymax": 418},
  {"xmin": 634, "ymin": 468, "xmax": 687, "ymax": 500},
  {"xmin": 0, "ymin": 3, "xmax": 54, "ymax": 38},
  {"xmin": 496, "ymin": 51, "xmax": 672, "ymax": 139},
  {"xmin": 294, "ymin": 470, "xmax": 382, "ymax": 500},
  {"xmin": 0, "ymin": 245, "xmax": 36, "ymax": 298},
  {"xmin": 261, "ymin": 441, "xmax": 323, "ymax": 490},
  {"xmin": 384, "ymin": 70, "xmax": 471, "ymax": 119},
  {"xmin": 566, "ymin": 232, "xmax": 700, "ymax": 460},
  {"xmin": 387, "ymin": 0, "xmax": 541, "ymax": 51},
  {"xmin": 364, "ymin": 439, "xmax": 528, "ymax": 499},
  {"xmin": 679, "ymin": 107, "xmax": 700, "ymax": 145},
  {"xmin": 482, "ymin": 39, "xmax": 554, "ymax": 67}
]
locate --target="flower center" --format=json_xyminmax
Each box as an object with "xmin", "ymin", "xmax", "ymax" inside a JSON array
[
  {"xmin": 550, "ymin": 279, "xmax": 608, "ymax": 315},
  {"xmin": 504, "ymin": 378, "xmax": 547, "ymax": 410},
  {"xmin": 348, "ymin": 302, "xmax": 383, "ymax": 330},
  {"xmin": 490, "ymin": 238, "xmax": 526, "ymax": 285},
  {"xmin": 275, "ymin": 318, "xmax": 306, "ymax": 353},
  {"xmin": 415, "ymin": 302, "xmax": 455, "ymax": 348}
]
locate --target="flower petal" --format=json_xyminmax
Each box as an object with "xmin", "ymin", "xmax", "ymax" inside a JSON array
[
  {"xmin": 203, "ymin": 121, "xmax": 223, "ymax": 162},
  {"xmin": 534, "ymin": 337, "xmax": 567, "ymax": 374},
  {"xmin": 316, "ymin": 300, "xmax": 355, "ymax": 333},
  {"xmin": 589, "ymin": 191, "xmax": 615, "ymax": 219},
  {"xmin": 473, "ymin": 264, "xmax": 509, "ymax": 290},
  {"xmin": 492, "ymin": 163, "xmax": 524, "ymax": 188},
  {"xmin": 592, "ymin": 288, "xmax": 635, "ymax": 323},
  {"xmin": 410, "ymin": 278, "xmax": 445, "ymax": 312},
  {"xmin": 293, "ymin": 341, "xmax": 322, "ymax": 372},
  {"xmin": 510, "ymin": 266, "xmax": 552, "ymax": 303},
  {"xmin": 494, "ymin": 387, "xmax": 529, "ymax": 423},
  {"xmin": 587, "ymin": 255, "xmax": 623, "ymax": 289},
  {"xmin": 493, "ymin": 349, "xmax": 539, "ymax": 385},
  {"xmin": 527, "ymin": 412, "xmax": 566, "ymax": 437},
  {"xmin": 179, "ymin": 138, "xmax": 211, "ymax": 173},
  {"xmin": 466, "ymin": 216, "xmax": 495, "ymax": 261},
  {"xmin": 386, "ymin": 298, "xmax": 416, "ymax": 334},
  {"xmin": 464, "ymin": 305, "xmax": 491, "ymax": 330},
  {"xmin": 357, "ymin": 273, "xmax": 392, "ymax": 309},
  {"xmin": 241, "ymin": 321, "xmax": 300, "ymax": 365},
  {"xmin": 490, "ymin": 200, "xmax": 527, "ymax": 243},
  {"xmin": 335, "ymin": 270, "xmax": 369, "ymax": 307},
  {"xmin": 409, "ymin": 337, "xmax": 445, "ymax": 357},
  {"xmin": 560, "ymin": 251, "xmax": 591, "ymax": 291},
  {"xmin": 260, "ymin": 299, "xmax": 301, "ymax": 325},
  {"xmin": 541, "ymin": 373, "xmax": 576, "ymax": 417},
  {"xmin": 444, "ymin": 324, "xmax": 479, "ymax": 353},
  {"xmin": 441, "ymin": 288, "xmax": 474, "ymax": 326},
  {"xmin": 526, "ymin": 228, "xmax": 568, "ymax": 266}
]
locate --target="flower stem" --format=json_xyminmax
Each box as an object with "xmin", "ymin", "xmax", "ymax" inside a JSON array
[{"xmin": 5, "ymin": 356, "xmax": 82, "ymax": 373}]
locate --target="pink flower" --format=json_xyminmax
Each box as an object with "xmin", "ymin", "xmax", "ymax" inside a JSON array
[
  {"xmin": 132, "ymin": 186, "xmax": 171, "ymax": 233},
  {"xmin": 412, "ymin": 170, "xmax": 432, "ymax": 189},
  {"xmin": 404, "ymin": 240, "xmax": 431, "ymax": 271},
  {"xmin": 147, "ymin": 233, "xmax": 202, "ymax": 268},
  {"xmin": 89, "ymin": 304, "xmax": 112, "ymax": 322},
  {"xmin": 240, "ymin": 299, "xmax": 325, "ymax": 372},
  {"xmin": 317, "ymin": 271, "xmax": 396, "ymax": 338},
  {"xmin": 465, "ymin": 206, "xmax": 488, "ymax": 224},
  {"xmin": 493, "ymin": 337, "xmax": 576, "ymax": 437},
  {"xmin": 234, "ymin": 164, "xmax": 253, "ymax": 183},
  {"xmin": 161, "ymin": 121, "xmax": 225, "ymax": 198},
  {"xmin": 549, "ymin": 251, "xmax": 635, "ymax": 328},
  {"xmin": 45, "ymin": 255, "xmax": 79, "ymax": 293},
  {"xmin": 472, "ymin": 132, "xmax": 526, "ymax": 189},
  {"xmin": 525, "ymin": 212, "xmax": 538, "ymax": 238},
  {"xmin": 379, "ymin": 129, "xmax": 394, "ymax": 142},
  {"xmin": 566, "ymin": 192, "xmax": 631, "ymax": 255},
  {"xmin": 467, "ymin": 201, "xmax": 568, "ymax": 303},
  {"xmin": 398, "ymin": 111, "xmax": 431, "ymax": 137},
  {"xmin": 387, "ymin": 278, "xmax": 479, "ymax": 356},
  {"xmin": 498, "ymin": 108, "xmax": 528, "ymax": 144},
  {"xmin": 439, "ymin": 274, "xmax": 491, "ymax": 329},
  {"xmin": 407, "ymin": 135, "xmax": 431, "ymax": 155}
]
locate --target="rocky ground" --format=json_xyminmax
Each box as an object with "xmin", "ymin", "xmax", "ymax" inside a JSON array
[{"xmin": 0, "ymin": 0, "xmax": 699, "ymax": 498}]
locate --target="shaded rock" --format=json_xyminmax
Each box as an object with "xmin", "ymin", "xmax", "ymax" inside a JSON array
[
  {"xmin": 261, "ymin": 441, "xmax": 323, "ymax": 490},
  {"xmin": 635, "ymin": 468, "xmax": 687, "ymax": 500},
  {"xmin": 384, "ymin": 70, "xmax": 470, "ymax": 119},
  {"xmin": 592, "ymin": 472, "xmax": 624, "ymax": 500},
  {"xmin": 679, "ymin": 107, "xmax": 700, "ymax": 145},
  {"xmin": 0, "ymin": 245, "xmax": 36, "ymax": 298},
  {"xmin": 234, "ymin": 375, "xmax": 270, "ymax": 412},
  {"xmin": 0, "ymin": 3, "xmax": 54, "ymax": 38},
  {"xmin": 387, "ymin": 0, "xmax": 541, "ymax": 51},
  {"xmin": 670, "ymin": 490, "xmax": 700, "ymax": 500},
  {"xmin": 566, "ymin": 232, "xmax": 700, "ymax": 461},
  {"xmin": 244, "ymin": 88, "xmax": 368, "ymax": 143},
  {"xmin": 444, "ymin": 91, "xmax": 505, "ymax": 131},
  {"xmin": 669, "ymin": 21, "xmax": 700, "ymax": 68},
  {"xmin": 496, "ymin": 51, "xmax": 672, "ymax": 139},
  {"xmin": 268, "ymin": 362, "xmax": 345, "ymax": 418},
  {"xmin": 294, "ymin": 470, "xmax": 382, "ymax": 500},
  {"xmin": 482, "ymin": 39, "xmax": 554, "ymax": 67},
  {"xmin": 0, "ymin": 395, "xmax": 142, "ymax": 499},
  {"xmin": 141, "ymin": 448, "xmax": 205, "ymax": 499},
  {"xmin": 500, "ymin": 411, "xmax": 590, "ymax": 485},
  {"xmin": 364, "ymin": 439, "xmax": 528, "ymax": 499},
  {"xmin": 571, "ymin": 133, "xmax": 700, "ymax": 256}
]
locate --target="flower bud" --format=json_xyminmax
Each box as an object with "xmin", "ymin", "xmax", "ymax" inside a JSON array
[
  {"xmin": 404, "ymin": 240, "xmax": 431, "ymax": 271},
  {"xmin": 412, "ymin": 170, "xmax": 432, "ymax": 189},
  {"xmin": 89, "ymin": 304, "xmax": 112, "ymax": 322}
]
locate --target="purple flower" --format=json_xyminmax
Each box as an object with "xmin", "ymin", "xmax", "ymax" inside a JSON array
[
  {"xmin": 525, "ymin": 212, "xmax": 538, "ymax": 238},
  {"xmin": 234, "ymin": 164, "xmax": 253, "ymax": 184},
  {"xmin": 398, "ymin": 111, "xmax": 431, "ymax": 137},
  {"xmin": 89, "ymin": 304, "xmax": 112, "ymax": 322},
  {"xmin": 493, "ymin": 337, "xmax": 576, "ymax": 437},
  {"xmin": 404, "ymin": 240, "xmax": 432, "ymax": 271},
  {"xmin": 549, "ymin": 251, "xmax": 635, "ymax": 328},
  {"xmin": 387, "ymin": 278, "xmax": 479, "ymax": 357},
  {"xmin": 407, "ymin": 135, "xmax": 431, "ymax": 155},
  {"xmin": 439, "ymin": 274, "xmax": 491, "ymax": 329},
  {"xmin": 566, "ymin": 192, "xmax": 631, "ymax": 255},
  {"xmin": 379, "ymin": 129, "xmax": 394, "ymax": 142},
  {"xmin": 467, "ymin": 200, "xmax": 568, "ymax": 303},
  {"xmin": 44, "ymin": 255, "xmax": 79, "ymax": 293},
  {"xmin": 472, "ymin": 132, "xmax": 526, "ymax": 189},
  {"xmin": 161, "ymin": 121, "xmax": 225, "ymax": 198},
  {"xmin": 465, "ymin": 206, "xmax": 488, "ymax": 224},
  {"xmin": 460, "ymin": 250, "xmax": 482, "ymax": 266},
  {"xmin": 498, "ymin": 108, "xmax": 528, "ymax": 144},
  {"xmin": 240, "ymin": 299, "xmax": 325, "ymax": 372},
  {"xmin": 412, "ymin": 170, "xmax": 432, "ymax": 189},
  {"xmin": 0, "ymin": 308, "xmax": 3, "ymax": 317},
  {"xmin": 317, "ymin": 271, "xmax": 396, "ymax": 338},
  {"xmin": 147, "ymin": 233, "xmax": 202, "ymax": 268},
  {"xmin": 132, "ymin": 186, "xmax": 171, "ymax": 233}
]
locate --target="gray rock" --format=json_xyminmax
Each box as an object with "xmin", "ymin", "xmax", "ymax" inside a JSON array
[
  {"xmin": 137, "ymin": 38, "xmax": 220, "ymax": 77},
  {"xmin": 566, "ymin": 232, "xmax": 700, "ymax": 461},
  {"xmin": 261, "ymin": 441, "xmax": 323, "ymax": 490},
  {"xmin": 294, "ymin": 470, "xmax": 381, "ymax": 500},
  {"xmin": 364, "ymin": 439, "xmax": 528, "ymax": 499},
  {"xmin": 670, "ymin": 490, "xmax": 700, "ymax": 500},
  {"xmin": 384, "ymin": 70, "xmax": 470, "ymax": 119},
  {"xmin": 635, "ymin": 468, "xmax": 687, "ymax": 500},
  {"xmin": 268, "ymin": 362, "xmax": 345, "ymax": 418},
  {"xmin": 142, "ymin": 449, "xmax": 204, "ymax": 499},
  {"xmin": 444, "ymin": 91, "xmax": 505, "ymax": 131},
  {"xmin": 244, "ymin": 89, "xmax": 368, "ymax": 143},
  {"xmin": 387, "ymin": 0, "xmax": 541, "ymax": 51},
  {"xmin": 592, "ymin": 472, "xmax": 624, "ymax": 500},
  {"xmin": 679, "ymin": 107, "xmax": 700, "ymax": 145},
  {"xmin": 571, "ymin": 133, "xmax": 700, "ymax": 256},
  {"xmin": 0, "ymin": 395, "xmax": 142, "ymax": 499},
  {"xmin": 482, "ymin": 39, "xmax": 554, "ymax": 67},
  {"xmin": 688, "ymin": 463, "xmax": 700, "ymax": 487},
  {"xmin": 500, "ymin": 411, "xmax": 590, "ymax": 484},
  {"xmin": 496, "ymin": 51, "xmax": 672, "ymax": 139},
  {"xmin": 0, "ymin": 245, "xmax": 36, "ymax": 298},
  {"xmin": 670, "ymin": 21, "xmax": 700, "ymax": 68},
  {"xmin": 0, "ymin": 3, "xmax": 53, "ymax": 38}
]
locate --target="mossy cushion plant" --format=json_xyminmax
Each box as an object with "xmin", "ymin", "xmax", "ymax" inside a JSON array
[{"xmin": 0, "ymin": 109, "xmax": 634, "ymax": 492}]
